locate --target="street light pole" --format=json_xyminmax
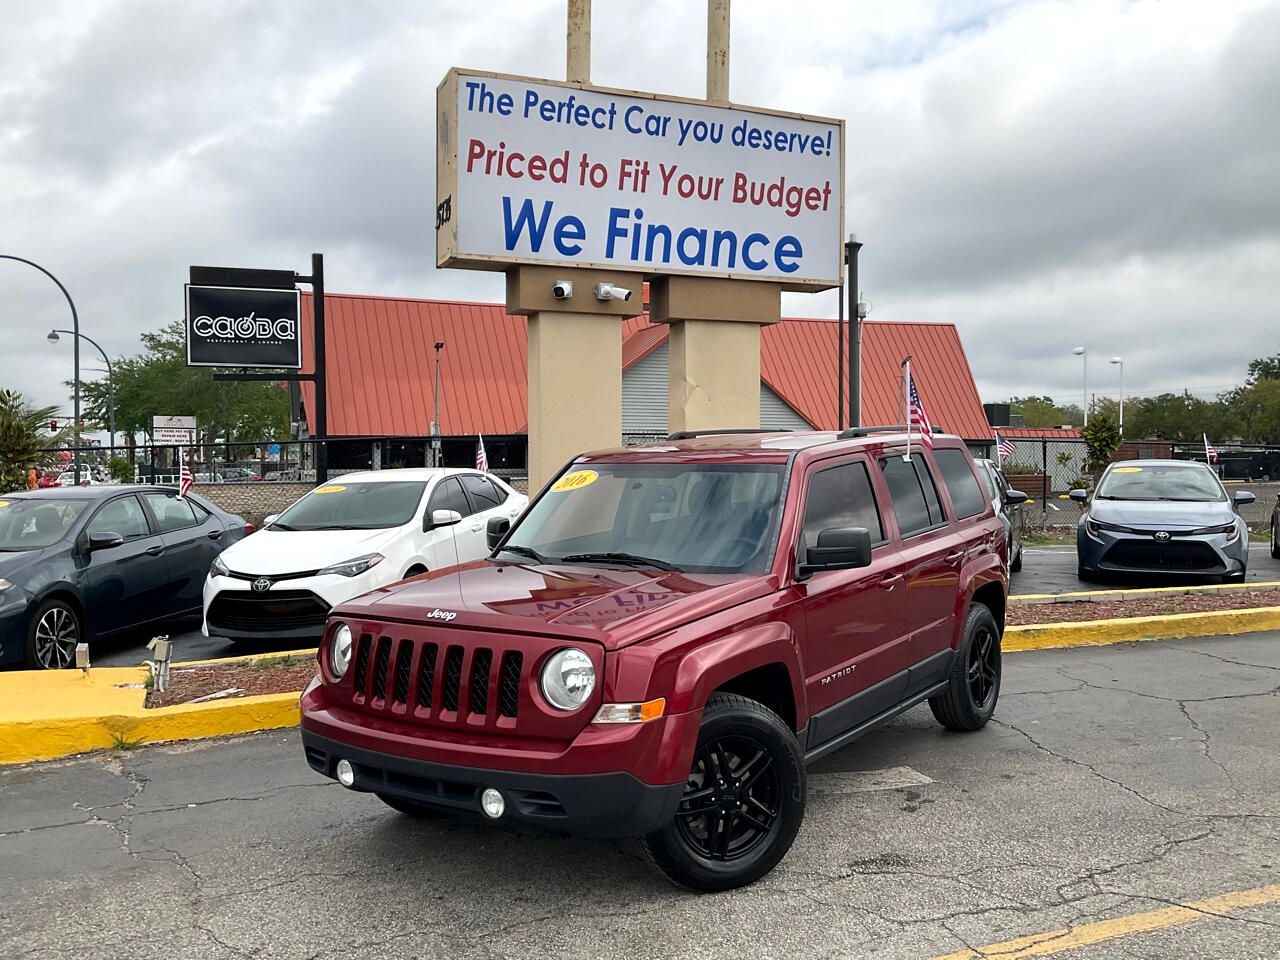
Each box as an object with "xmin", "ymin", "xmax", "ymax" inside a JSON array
[
  {"xmin": 49, "ymin": 329, "xmax": 114, "ymax": 450},
  {"xmin": 1110, "ymin": 356, "xmax": 1124, "ymax": 438},
  {"xmin": 432, "ymin": 341, "xmax": 445, "ymax": 467},
  {"xmin": 1073, "ymin": 346, "xmax": 1088, "ymax": 427},
  {"xmin": 1, "ymin": 255, "xmax": 82, "ymax": 482}
]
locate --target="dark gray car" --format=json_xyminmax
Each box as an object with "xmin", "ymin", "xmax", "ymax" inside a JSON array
[
  {"xmin": 0, "ymin": 486, "xmax": 250, "ymax": 669},
  {"xmin": 1072, "ymin": 460, "xmax": 1254, "ymax": 581},
  {"xmin": 974, "ymin": 458, "xmax": 1027, "ymax": 571}
]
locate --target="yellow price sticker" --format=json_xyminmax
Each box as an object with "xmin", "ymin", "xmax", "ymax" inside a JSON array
[
  {"xmin": 313, "ymin": 484, "xmax": 347, "ymax": 494},
  {"xmin": 0, "ymin": 501, "xmax": 9, "ymax": 508},
  {"xmin": 1112, "ymin": 466, "xmax": 1143, "ymax": 473},
  {"xmin": 551, "ymin": 470, "xmax": 598, "ymax": 493}
]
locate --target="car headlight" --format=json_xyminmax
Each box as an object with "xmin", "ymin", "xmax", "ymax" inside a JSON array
[
  {"xmin": 540, "ymin": 647, "xmax": 596, "ymax": 711},
  {"xmin": 210, "ymin": 555, "xmax": 229, "ymax": 577},
  {"xmin": 329, "ymin": 623, "xmax": 353, "ymax": 679},
  {"xmin": 1194, "ymin": 521, "xmax": 1239, "ymax": 541},
  {"xmin": 0, "ymin": 578, "xmax": 13, "ymax": 592},
  {"xmin": 318, "ymin": 553, "xmax": 384, "ymax": 577}
]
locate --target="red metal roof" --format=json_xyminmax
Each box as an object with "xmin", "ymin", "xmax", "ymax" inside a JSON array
[
  {"xmin": 300, "ymin": 294, "xmax": 993, "ymax": 440},
  {"xmin": 994, "ymin": 427, "xmax": 1082, "ymax": 439}
]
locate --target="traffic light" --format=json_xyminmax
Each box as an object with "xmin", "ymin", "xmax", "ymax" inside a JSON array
[{"xmin": 49, "ymin": 419, "xmax": 58, "ymax": 430}]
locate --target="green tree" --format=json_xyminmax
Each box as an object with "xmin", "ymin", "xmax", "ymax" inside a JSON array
[
  {"xmin": 1081, "ymin": 413, "xmax": 1122, "ymax": 480},
  {"xmin": 1231, "ymin": 378, "xmax": 1280, "ymax": 444},
  {"xmin": 1246, "ymin": 352, "xmax": 1280, "ymax": 383},
  {"xmin": 76, "ymin": 320, "xmax": 290, "ymax": 444},
  {"xmin": 1009, "ymin": 395, "xmax": 1083, "ymax": 428},
  {"xmin": 0, "ymin": 390, "xmax": 71, "ymax": 491}
]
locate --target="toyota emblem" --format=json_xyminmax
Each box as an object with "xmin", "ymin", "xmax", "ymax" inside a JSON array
[
  {"xmin": 1153, "ymin": 531, "xmax": 1171, "ymax": 542},
  {"xmin": 252, "ymin": 577, "xmax": 272, "ymax": 593}
]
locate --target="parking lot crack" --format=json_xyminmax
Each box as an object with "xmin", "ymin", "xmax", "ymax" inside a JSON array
[
  {"xmin": 1175, "ymin": 700, "xmax": 1238, "ymax": 790},
  {"xmin": 1182, "ymin": 647, "xmax": 1280, "ymax": 673}
]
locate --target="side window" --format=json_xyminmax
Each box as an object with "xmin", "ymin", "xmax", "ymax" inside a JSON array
[
  {"xmin": 802, "ymin": 461, "xmax": 884, "ymax": 548},
  {"xmin": 935, "ymin": 449, "xmax": 988, "ymax": 519},
  {"xmin": 142, "ymin": 492, "xmax": 201, "ymax": 533},
  {"xmin": 427, "ymin": 477, "xmax": 473, "ymax": 518},
  {"xmin": 88, "ymin": 496, "xmax": 151, "ymax": 540},
  {"xmin": 460, "ymin": 474, "xmax": 504, "ymax": 511},
  {"xmin": 880, "ymin": 456, "xmax": 945, "ymax": 537}
]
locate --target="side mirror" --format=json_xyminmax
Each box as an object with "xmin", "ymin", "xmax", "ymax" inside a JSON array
[
  {"xmin": 88, "ymin": 531, "xmax": 124, "ymax": 551},
  {"xmin": 799, "ymin": 527, "xmax": 872, "ymax": 578},
  {"xmin": 263, "ymin": 514, "xmax": 280, "ymax": 527},
  {"xmin": 1233, "ymin": 490, "xmax": 1256, "ymax": 506},
  {"xmin": 486, "ymin": 516, "xmax": 510, "ymax": 549},
  {"xmin": 426, "ymin": 509, "xmax": 462, "ymax": 530},
  {"xmin": 1004, "ymin": 489, "xmax": 1029, "ymax": 506},
  {"xmin": 1068, "ymin": 489, "xmax": 1089, "ymax": 503}
]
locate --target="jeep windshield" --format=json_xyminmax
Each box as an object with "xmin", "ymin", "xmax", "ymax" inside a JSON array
[
  {"xmin": 1095, "ymin": 464, "xmax": 1226, "ymax": 502},
  {"xmin": 500, "ymin": 462, "xmax": 786, "ymax": 574}
]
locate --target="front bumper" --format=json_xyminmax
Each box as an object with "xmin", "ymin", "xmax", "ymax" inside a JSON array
[
  {"xmin": 301, "ymin": 729, "xmax": 685, "ymax": 837},
  {"xmin": 203, "ymin": 569, "xmax": 384, "ymax": 640},
  {"xmin": 1077, "ymin": 524, "xmax": 1247, "ymax": 576}
]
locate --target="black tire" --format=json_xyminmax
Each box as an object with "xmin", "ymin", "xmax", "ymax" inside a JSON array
[
  {"xmin": 1010, "ymin": 541, "xmax": 1023, "ymax": 572},
  {"xmin": 928, "ymin": 604, "xmax": 1001, "ymax": 732},
  {"xmin": 1077, "ymin": 564, "xmax": 1092, "ymax": 583},
  {"xmin": 641, "ymin": 694, "xmax": 805, "ymax": 892},
  {"xmin": 25, "ymin": 598, "xmax": 81, "ymax": 670},
  {"xmin": 376, "ymin": 792, "xmax": 448, "ymax": 819},
  {"xmin": 1271, "ymin": 521, "xmax": 1280, "ymax": 560}
]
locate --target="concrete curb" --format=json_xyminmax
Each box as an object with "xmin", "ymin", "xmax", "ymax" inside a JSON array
[
  {"xmin": 1005, "ymin": 606, "xmax": 1280, "ymax": 652},
  {"xmin": 1010, "ymin": 580, "xmax": 1280, "ymax": 607}
]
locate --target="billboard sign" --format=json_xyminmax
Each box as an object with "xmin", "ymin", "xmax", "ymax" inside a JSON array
[
  {"xmin": 186, "ymin": 284, "xmax": 302, "ymax": 368},
  {"xmin": 437, "ymin": 69, "xmax": 844, "ymax": 289}
]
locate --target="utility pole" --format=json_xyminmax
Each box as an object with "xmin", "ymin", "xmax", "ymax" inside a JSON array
[{"xmin": 846, "ymin": 237, "xmax": 863, "ymax": 429}]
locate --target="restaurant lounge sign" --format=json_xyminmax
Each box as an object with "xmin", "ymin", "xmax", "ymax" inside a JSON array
[
  {"xmin": 185, "ymin": 284, "xmax": 302, "ymax": 368},
  {"xmin": 436, "ymin": 69, "xmax": 844, "ymax": 289}
]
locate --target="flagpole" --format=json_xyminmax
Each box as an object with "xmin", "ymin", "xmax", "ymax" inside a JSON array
[{"xmin": 902, "ymin": 357, "xmax": 912, "ymax": 462}]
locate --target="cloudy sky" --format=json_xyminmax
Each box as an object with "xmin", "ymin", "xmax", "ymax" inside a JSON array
[{"xmin": 3, "ymin": 0, "xmax": 1278, "ymax": 428}]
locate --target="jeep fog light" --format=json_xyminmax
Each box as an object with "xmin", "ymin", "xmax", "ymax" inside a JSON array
[
  {"xmin": 593, "ymin": 698, "xmax": 666, "ymax": 724},
  {"xmin": 481, "ymin": 788, "xmax": 505, "ymax": 819},
  {"xmin": 329, "ymin": 623, "xmax": 353, "ymax": 679},
  {"xmin": 336, "ymin": 758, "xmax": 355, "ymax": 788},
  {"xmin": 540, "ymin": 647, "xmax": 595, "ymax": 711}
]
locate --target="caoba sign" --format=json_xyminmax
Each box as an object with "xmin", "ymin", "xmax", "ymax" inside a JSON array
[{"xmin": 186, "ymin": 285, "xmax": 302, "ymax": 368}]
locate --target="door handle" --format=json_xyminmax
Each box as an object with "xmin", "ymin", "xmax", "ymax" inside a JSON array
[
  {"xmin": 146, "ymin": 545, "xmax": 165, "ymax": 556},
  {"xmin": 878, "ymin": 573, "xmax": 903, "ymax": 590},
  {"xmin": 207, "ymin": 530, "xmax": 222, "ymax": 540},
  {"xmin": 470, "ymin": 522, "xmax": 483, "ymax": 532},
  {"xmin": 944, "ymin": 551, "xmax": 964, "ymax": 565}
]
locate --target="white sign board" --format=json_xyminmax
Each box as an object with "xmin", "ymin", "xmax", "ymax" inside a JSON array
[
  {"xmin": 153, "ymin": 416, "xmax": 196, "ymax": 444},
  {"xmin": 437, "ymin": 70, "xmax": 844, "ymax": 289}
]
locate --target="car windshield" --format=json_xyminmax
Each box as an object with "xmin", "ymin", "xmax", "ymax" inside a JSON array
[
  {"xmin": 273, "ymin": 481, "xmax": 427, "ymax": 530},
  {"xmin": 0, "ymin": 497, "xmax": 89, "ymax": 549},
  {"xmin": 1095, "ymin": 464, "xmax": 1225, "ymax": 502},
  {"xmin": 501, "ymin": 462, "xmax": 786, "ymax": 573}
]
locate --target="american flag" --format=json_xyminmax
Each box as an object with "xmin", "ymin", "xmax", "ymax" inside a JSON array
[
  {"xmin": 1203, "ymin": 433, "xmax": 1219, "ymax": 464},
  {"xmin": 178, "ymin": 445, "xmax": 193, "ymax": 499},
  {"xmin": 475, "ymin": 434, "xmax": 489, "ymax": 473},
  {"xmin": 906, "ymin": 366, "xmax": 934, "ymax": 450},
  {"xmin": 995, "ymin": 430, "xmax": 1016, "ymax": 461}
]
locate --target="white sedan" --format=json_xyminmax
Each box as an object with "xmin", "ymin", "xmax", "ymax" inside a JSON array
[{"xmin": 202, "ymin": 468, "xmax": 526, "ymax": 643}]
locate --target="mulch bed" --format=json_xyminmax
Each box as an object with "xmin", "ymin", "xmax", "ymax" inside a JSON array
[
  {"xmin": 145, "ymin": 656, "xmax": 316, "ymax": 709},
  {"xmin": 1007, "ymin": 588, "xmax": 1280, "ymax": 626}
]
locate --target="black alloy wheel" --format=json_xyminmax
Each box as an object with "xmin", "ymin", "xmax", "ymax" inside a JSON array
[
  {"xmin": 1271, "ymin": 520, "xmax": 1279, "ymax": 560},
  {"xmin": 642, "ymin": 694, "xmax": 805, "ymax": 892},
  {"xmin": 27, "ymin": 599, "xmax": 81, "ymax": 670},
  {"xmin": 929, "ymin": 603, "xmax": 1002, "ymax": 731}
]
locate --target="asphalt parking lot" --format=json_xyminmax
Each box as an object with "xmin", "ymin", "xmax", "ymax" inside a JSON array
[{"xmin": 4, "ymin": 631, "xmax": 1277, "ymax": 959}]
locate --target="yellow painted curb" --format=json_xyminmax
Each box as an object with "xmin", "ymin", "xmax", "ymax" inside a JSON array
[
  {"xmin": 1011, "ymin": 580, "xmax": 1280, "ymax": 607},
  {"xmin": 1006, "ymin": 606, "xmax": 1280, "ymax": 652},
  {"xmin": 175, "ymin": 648, "xmax": 316, "ymax": 668}
]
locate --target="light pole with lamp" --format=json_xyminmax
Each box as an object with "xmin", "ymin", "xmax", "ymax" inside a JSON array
[
  {"xmin": 1, "ymin": 255, "xmax": 83, "ymax": 483},
  {"xmin": 1109, "ymin": 356, "xmax": 1124, "ymax": 438},
  {"xmin": 48, "ymin": 329, "xmax": 115, "ymax": 451},
  {"xmin": 1072, "ymin": 346, "xmax": 1089, "ymax": 426},
  {"xmin": 431, "ymin": 341, "xmax": 445, "ymax": 467}
]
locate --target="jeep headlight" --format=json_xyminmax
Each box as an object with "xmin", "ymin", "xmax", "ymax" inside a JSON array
[
  {"xmin": 540, "ymin": 647, "xmax": 595, "ymax": 711},
  {"xmin": 329, "ymin": 623, "xmax": 353, "ymax": 679},
  {"xmin": 318, "ymin": 553, "xmax": 384, "ymax": 577}
]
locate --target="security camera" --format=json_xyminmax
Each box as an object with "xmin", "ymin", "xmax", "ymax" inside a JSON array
[
  {"xmin": 594, "ymin": 282, "xmax": 633, "ymax": 302},
  {"xmin": 551, "ymin": 280, "xmax": 573, "ymax": 300}
]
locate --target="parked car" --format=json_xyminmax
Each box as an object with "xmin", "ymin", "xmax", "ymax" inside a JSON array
[
  {"xmin": 0, "ymin": 487, "xmax": 252, "ymax": 669},
  {"xmin": 300, "ymin": 430, "xmax": 1008, "ymax": 891},
  {"xmin": 220, "ymin": 467, "xmax": 260, "ymax": 483},
  {"xmin": 1271, "ymin": 492, "xmax": 1280, "ymax": 559},
  {"xmin": 974, "ymin": 458, "xmax": 1028, "ymax": 572},
  {"xmin": 204, "ymin": 469, "xmax": 527, "ymax": 644},
  {"xmin": 1072, "ymin": 460, "xmax": 1254, "ymax": 582},
  {"xmin": 54, "ymin": 470, "xmax": 99, "ymax": 487}
]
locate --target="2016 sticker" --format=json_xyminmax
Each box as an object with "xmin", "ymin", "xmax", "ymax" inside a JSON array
[
  {"xmin": 1112, "ymin": 466, "xmax": 1143, "ymax": 473},
  {"xmin": 313, "ymin": 485, "xmax": 347, "ymax": 494},
  {"xmin": 551, "ymin": 470, "xmax": 599, "ymax": 493}
]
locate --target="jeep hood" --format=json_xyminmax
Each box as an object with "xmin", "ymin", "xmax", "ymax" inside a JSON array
[{"xmin": 334, "ymin": 560, "xmax": 775, "ymax": 649}]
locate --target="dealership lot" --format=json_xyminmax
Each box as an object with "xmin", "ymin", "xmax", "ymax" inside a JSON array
[{"xmin": 4, "ymin": 632, "xmax": 1277, "ymax": 959}]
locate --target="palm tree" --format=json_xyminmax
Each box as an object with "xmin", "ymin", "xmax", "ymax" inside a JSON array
[{"xmin": 0, "ymin": 390, "xmax": 69, "ymax": 491}]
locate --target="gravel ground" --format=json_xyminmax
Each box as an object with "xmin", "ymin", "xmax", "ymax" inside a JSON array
[
  {"xmin": 1007, "ymin": 587, "xmax": 1280, "ymax": 625},
  {"xmin": 146, "ymin": 657, "xmax": 316, "ymax": 708}
]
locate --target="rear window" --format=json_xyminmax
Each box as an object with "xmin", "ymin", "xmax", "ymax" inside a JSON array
[
  {"xmin": 934, "ymin": 449, "xmax": 987, "ymax": 519},
  {"xmin": 879, "ymin": 456, "xmax": 944, "ymax": 537}
]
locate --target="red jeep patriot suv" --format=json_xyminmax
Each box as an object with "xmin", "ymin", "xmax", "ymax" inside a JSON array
[{"xmin": 300, "ymin": 429, "xmax": 1009, "ymax": 891}]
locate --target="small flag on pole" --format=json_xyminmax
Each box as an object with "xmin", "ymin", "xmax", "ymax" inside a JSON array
[
  {"xmin": 907, "ymin": 367, "xmax": 934, "ymax": 450},
  {"xmin": 178, "ymin": 446, "xmax": 193, "ymax": 499},
  {"xmin": 476, "ymin": 434, "xmax": 489, "ymax": 472},
  {"xmin": 995, "ymin": 430, "xmax": 1015, "ymax": 461},
  {"xmin": 1203, "ymin": 433, "xmax": 1219, "ymax": 464}
]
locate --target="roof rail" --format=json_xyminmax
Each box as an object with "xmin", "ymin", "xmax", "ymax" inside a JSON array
[
  {"xmin": 837, "ymin": 424, "xmax": 946, "ymax": 440},
  {"xmin": 665, "ymin": 429, "xmax": 792, "ymax": 441}
]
